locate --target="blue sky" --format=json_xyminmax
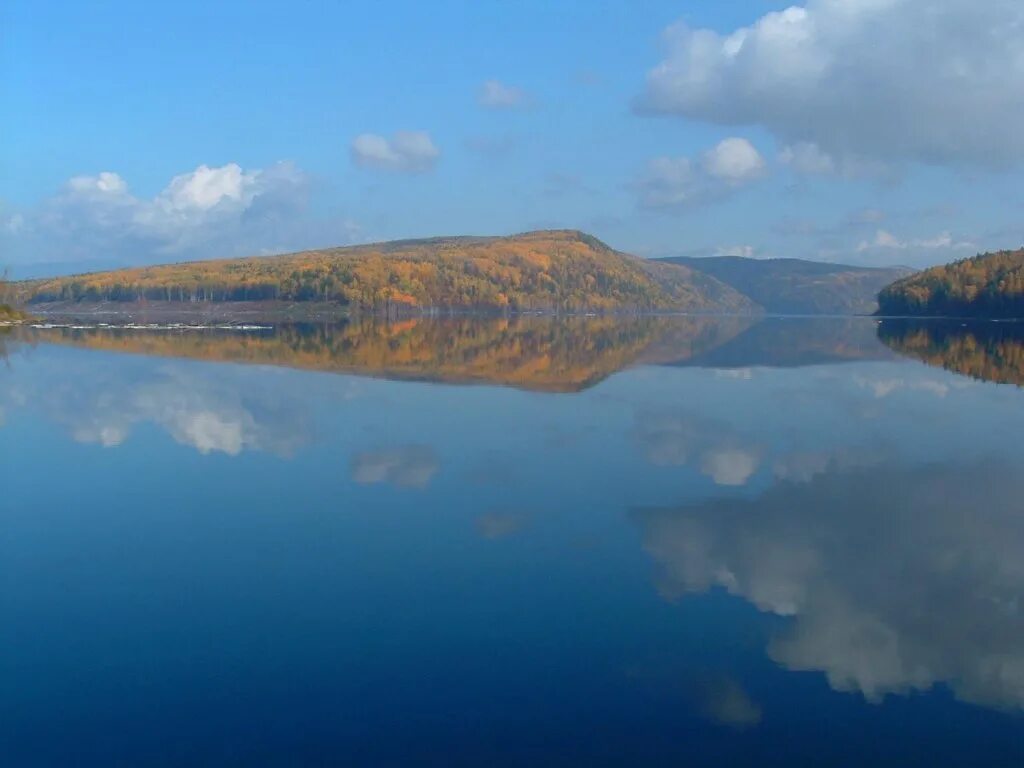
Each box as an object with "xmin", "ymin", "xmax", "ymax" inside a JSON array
[{"xmin": 3, "ymin": 0, "xmax": 1023, "ymax": 275}]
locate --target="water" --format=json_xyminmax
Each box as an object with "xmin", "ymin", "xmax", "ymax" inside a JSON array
[{"xmin": 2, "ymin": 317, "xmax": 1023, "ymax": 766}]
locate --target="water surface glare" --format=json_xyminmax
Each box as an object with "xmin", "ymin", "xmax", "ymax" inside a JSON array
[{"xmin": 2, "ymin": 317, "xmax": 1023, "ymax": 766}]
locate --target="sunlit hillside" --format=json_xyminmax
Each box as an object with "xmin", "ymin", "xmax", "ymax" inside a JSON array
[
  {"xmin": 878, "ymin": 249, "xmax": 1024, "ymax": 318},
  {"xmin": 21, "ymin": 230, "xmax": 756, "ymax": 314}
]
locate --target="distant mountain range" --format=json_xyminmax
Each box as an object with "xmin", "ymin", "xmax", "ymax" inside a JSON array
[
  {"xmin": 658, "ymin": 255, "xmax": 912, "ymax": 315},
  {"xmin": 878, "ymin": 248, "xmax": 1024, "ymax": 318},
  {"xmin": 15, "ymin": 230, "xmax": 917, "ymax": 317}
]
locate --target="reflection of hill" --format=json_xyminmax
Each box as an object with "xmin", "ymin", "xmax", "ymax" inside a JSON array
[
  {"xmin": 878, "ymin": 320, "xmax": 1024, "ymax": 386},
  {"xmin": 668, "ymin": 317, "xmax": 895, "ymax": 369},
  {"xmin": 21, "ymin": 317, "xmax": 751, "ymax": 393}
]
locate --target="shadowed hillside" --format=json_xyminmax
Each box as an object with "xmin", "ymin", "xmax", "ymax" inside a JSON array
[
  {"xmin": 660, "ymin": 255, "xmax": 910, "ymax": 315},
  {"xmin": 20, "ymin": 230, "xmax": 756, "ymax": 315}
]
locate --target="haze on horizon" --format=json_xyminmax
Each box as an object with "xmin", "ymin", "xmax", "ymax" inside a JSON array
[{"xmin": 3, "ymin": 0, "xmax": 1023, "ymax": 278}]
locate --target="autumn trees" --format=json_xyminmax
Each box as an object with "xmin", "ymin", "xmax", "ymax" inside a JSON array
[
  {"xmin": 878, "ymin": 249, "xmax": 1024, "ymax": 318},
  {"xmin": 22, "ymin": 230, "xmax": 754, "ymax": 314}
]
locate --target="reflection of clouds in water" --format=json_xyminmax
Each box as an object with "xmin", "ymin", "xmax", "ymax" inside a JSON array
[
  {"xmin": 854, "ymin": 375, "xmax": 951, "ymax": 399},
  {"xmin": 635, "ymin": 412, "xmax": 762, "ymax": 487},
  {"xmin": 713, "ymin": 368, "xmax": 753, "ymax": 380},
  {"xmin": 474, "ymin": 511, "xmax": 527, "ymax": 540},
  {"xmin": 8, "ymin": 364, "xmax": 309, "ymax": 457},
  {"xmin": 350, "ymin": 446, "xmax": 439, "ymax": 489},
  {"xmin": 632, "ymin": 463, "xmax": 1024, "ymax": 710},
  {"xmin": 700, "ymin": 677, "xmax": 762, "ymax": 729},
  {"xmin": 771, "ymin": 447, "xmax": 882, "ymax": 484},
  {"xmin": 699, "ymin": 448, "xmax": 760, "ymax": 487}
]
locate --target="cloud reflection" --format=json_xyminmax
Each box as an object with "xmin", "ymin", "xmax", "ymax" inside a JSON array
[
  {"xmin": 634, "ymin": 411, "xmax": 762, "ymax": 487},
  {"xmin": 350, "ymin": 446, "xmax": 439, "ymax": 489},
  {"xmin": 632, "ymin": 463, "xmax": 1024, "ymax": 710},
  {"xmin": 3, "ymin": 361, "xmax": 309, "ymax": 457}
]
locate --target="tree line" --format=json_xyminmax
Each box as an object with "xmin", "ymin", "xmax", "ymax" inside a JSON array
[
  {"xmin": 24, "ymin": 232, "xmax": 695, "ymax": 313},
  {"xmin": 878, "ymin": 249, "xmax": 1024, "ymax": 318}
]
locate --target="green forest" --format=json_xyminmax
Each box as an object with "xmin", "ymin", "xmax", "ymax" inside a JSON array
[{"xmin": 877, "ymin": 249, "xmax": 1024, "ymax": 318}]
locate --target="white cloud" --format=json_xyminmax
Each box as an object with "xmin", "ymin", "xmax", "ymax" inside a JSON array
[
  {"xmin": 702, "ymin": 137, "xmax": 765, "ymax": 183},
  {"xmin": 477, "ymin": 79, "xmax": 531, "ymax": 110},
  {"xmin": 856, "ymin": 229, "xmax": 976, "ymax": 254},
  {"xmin": 636, "ymin": 137, "xmax": 766, "ymax": 210},
  {"xmin": 350, "ymin": 131, "xmax": 440, "ymax": 173},
  {"xmin": 779, "ymin": 142, "xmax": 836, "ymax": 176},
  {"xmin": 1, "ymin": 161, "xmax": 359, "ymax": 269},
  {"xmin": 68, "ymin": 171, "xmax": 129, "ymax": 195},
  {"xmin": 158, "ymin": 164, "xmax": 257, "ymax": 211},
  {"xmin": 639, "ymin": 0, "xmax": 1024, "ymax": 168}
]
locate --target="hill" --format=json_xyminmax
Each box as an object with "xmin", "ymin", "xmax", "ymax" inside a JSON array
[
  {"xmin": 877, "ymin": 249, "xmax": 1024, "ymax": 318},
  {"xmin": 19, "ymin": 230, "xmax": 756, "ymax": 315},
  {"xmin": 659, "ymin": 255, "xmax": 911, "ymax": 315}
]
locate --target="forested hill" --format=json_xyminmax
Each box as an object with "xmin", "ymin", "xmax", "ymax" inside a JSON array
[
  {"xmin": 659, "ymin": 255, "xmax": 911, "ymax": 315},
  {"xmin": 20, "ymin": 230, "xmax": 756, "ymax": 314},
  {"xmin": 877, "ymin": 249, "xmax": 1024, "ymax": 318}
]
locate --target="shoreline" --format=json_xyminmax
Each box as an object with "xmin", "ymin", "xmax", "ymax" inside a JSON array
[{"xmin": 24, "ymin": 300, "xmax": 770, "ymax": 324}]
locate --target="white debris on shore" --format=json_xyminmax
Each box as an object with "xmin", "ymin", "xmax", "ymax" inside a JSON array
[{"xmin": 31, "ymin": 322, "xmax": 273, "ymax": 331}]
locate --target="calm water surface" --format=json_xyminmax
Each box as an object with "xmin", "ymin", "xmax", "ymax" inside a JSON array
[{"xmin": 2, "ymin": 317, "xmax": 1023, "ymax": 766}]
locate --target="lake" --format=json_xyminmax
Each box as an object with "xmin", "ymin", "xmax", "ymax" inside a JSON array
[{"xmin": 2, "ymin": 316, "xmax": 1023, "ymax": 766}]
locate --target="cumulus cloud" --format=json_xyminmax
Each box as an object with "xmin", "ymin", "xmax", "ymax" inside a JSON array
[
  {"xmin": 636, "ymin": 137, "xmax": 766, "ymax": 210},
  {"xmin": 638, "ymin": 0, "xmax": 1024, "ymax": 169},
  {"xmin": 477, "ymin": 79, "xmax": 531, "ymax": 110},
  {"xmin": 350, "ymin": 131, "xmax": 440, "ymax": 173},
  {"xmin": 632, "ymin": 461, "xmax": 1024, "ymax": 710},
  {"xmin": 1, "ymin": 161, "xmax": 361, "ymax": 270},
  {"xmin": 702, "ymin": 137, "xmax": 766, "ymax": 183},
  {"xmin": 350, "ymin": 445, "xmax": 439, "ymax": 489}
]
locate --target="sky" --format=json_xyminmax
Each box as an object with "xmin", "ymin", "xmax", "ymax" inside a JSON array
[{"xmin": 2, "ymin": 0, "xmax": 1023, "ymax": 276}]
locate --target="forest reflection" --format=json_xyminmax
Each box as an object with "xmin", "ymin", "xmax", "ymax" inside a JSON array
[
  {"xmin": 18, "ymin": 315, "xmax": 893, "ymax": 392},
  {"xmin": 878, "ymin": 320, "xmax": 1024, "ymax": 387}
]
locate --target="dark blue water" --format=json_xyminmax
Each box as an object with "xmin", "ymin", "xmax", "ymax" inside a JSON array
[{"xmin": 2, "ymin": 318, "xmax": 1023, "ymax": 766}]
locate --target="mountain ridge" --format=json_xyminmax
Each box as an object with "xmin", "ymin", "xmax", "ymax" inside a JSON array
[{"xmin": 658, "ymin": 255, "xmax": 912, "ymax": 315}]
